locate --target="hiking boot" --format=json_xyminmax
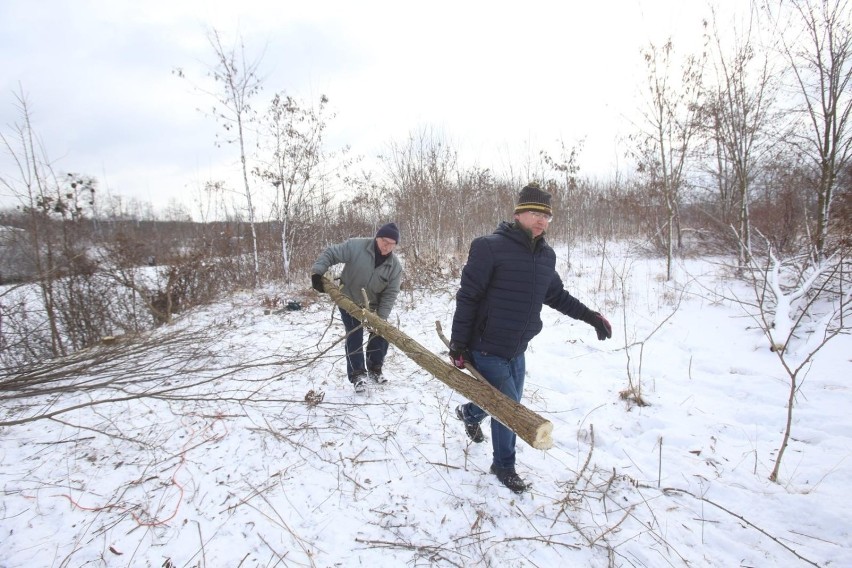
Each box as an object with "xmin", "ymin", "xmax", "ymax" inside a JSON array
[
  {"xmin": 351, "ymin": 371, "xmax": 367, "ymax": 394},
  {"xmin": 490, "ymin": 464, "xmax": 529, "ymax": 494},
  {"xmin": 455, "ymin": 404, "xmax": 484, "ymax": 443},
  {"xmin": 368, "ymin": 367, "xmax": 387, "ymax": 384}
]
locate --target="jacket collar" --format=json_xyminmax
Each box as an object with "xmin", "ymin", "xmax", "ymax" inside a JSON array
[{"xmin": 499, "ymin": 221, "xmax": 546, "ymax": 251}]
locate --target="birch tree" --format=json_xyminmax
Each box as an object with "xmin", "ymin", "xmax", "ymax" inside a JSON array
[
  {"xmin": 254, "ymin": 93, "xmax": 331, "ymax": 283},
  {"xmin": 774, "ymin": 0, "xmax": 852, "ymax": 259},
  {"xmin": 704, "ymin": 6, "xmax": 779, "ymax": 267},
  {"xmin": 201, "ymin": 29, "xmax": 264, "ymax": 287}
]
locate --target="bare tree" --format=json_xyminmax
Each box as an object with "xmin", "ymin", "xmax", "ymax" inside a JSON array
[
  {"xmin": 0, "ymin": 91, "xmax": 153, "ymax": 364},
  {"xmin": 610, "ymin": 247, "xmax": 686, "ymax": 408},
  {"xmin": 194, "ymin": 29, "xmax": 264, "ymax": 287},
  {"xmin": 541, "ymin": 138, "xmax": 584, "ymax": 243},
  {"xmin": 703, "ymin": 5, "xmax": 780, "ymax": 268},
  {"xmin": 1, "ymin": 91, "xmax": 68, "ymax": 357},
  {"xmin": 254, "ymin": 93, "xmax": 332, "ymax": 283},
  {"xmin": 381, "ymin": 127, "xmax": 459, "ymax": 263},
  {"xmin": 730, "ymin": 237, "xmax": 851, "ymax": 482},
  {"xmin": 630, "ymin": 37, "xmax": 707, "ymax": 280},
  {"xmin": 452, "ymin": 166, "xmax": 504, "ymax": 255},
  {"xmin": 772, "ymin": 0, "xmax": 852, "ymax": 259}
]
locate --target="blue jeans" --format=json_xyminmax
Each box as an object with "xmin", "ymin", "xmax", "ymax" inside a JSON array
[
  {"xmin": 339, "ymin": 308, "xmax": 389, "ymax": 381},
  {"xmin": 459, "ymin": 351, "xmax": 526, "ymax": 470}
]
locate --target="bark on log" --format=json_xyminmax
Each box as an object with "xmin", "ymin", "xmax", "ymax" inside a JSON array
[{"xmin": 320, "ymin": 276, "xmax": 553, "ymax": 450}]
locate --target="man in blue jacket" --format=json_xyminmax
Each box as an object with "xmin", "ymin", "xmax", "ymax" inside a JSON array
[
  {"xmin": 449, "ymin": 183, "xmax": 612, "ymax": 493},
  {"xmin": 312, "ymin": 223, "xmax": 403, "ymax": 393}
]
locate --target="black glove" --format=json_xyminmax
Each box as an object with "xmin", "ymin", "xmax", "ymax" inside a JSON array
[
  {"xmin": 448, "ymin": 341, "xmax": 471, "ymax": 369},
  {"xmin": 583, "ymin": 311, "xmax": 612, "ymax": 340},
  {"xmin": 311, "ymin": 273, "xmax": 325, "ymax": 293}
]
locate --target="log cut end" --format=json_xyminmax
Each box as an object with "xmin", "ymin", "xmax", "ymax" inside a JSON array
[{"xmin": 533, "ymin": 421, "xmax": 554, "ymax": 450}]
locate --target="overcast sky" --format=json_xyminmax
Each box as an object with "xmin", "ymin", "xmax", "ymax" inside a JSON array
[{"xmin": 0, "ymin": 0, "xmax": 728, "ymax": 213}]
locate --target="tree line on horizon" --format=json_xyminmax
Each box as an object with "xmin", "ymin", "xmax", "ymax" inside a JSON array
[{"xmin": 0, "ymin": 0, "xmax": 850, "ymax": 368}]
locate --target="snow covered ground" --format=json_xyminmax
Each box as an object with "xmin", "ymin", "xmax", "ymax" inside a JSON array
[{"xmin": 1, "ymin": 241, "xmax": 850, "ymax": 567}]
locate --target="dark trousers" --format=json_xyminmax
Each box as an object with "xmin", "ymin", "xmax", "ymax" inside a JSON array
[
  {"xmin": 458, "ymin": 350, "xmax": 526, "ymax": 470},
  {"xmin": 339, "ymin": 307, "xmax": 389, "ymax": 381}
]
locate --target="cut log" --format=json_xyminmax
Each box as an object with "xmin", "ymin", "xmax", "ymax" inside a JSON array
[{"xmin": 320, "ymin": 276, "xmax": 553, "ymax": 450}]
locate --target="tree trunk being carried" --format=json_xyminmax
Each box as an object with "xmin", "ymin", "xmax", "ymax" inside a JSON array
[{"xmin": 321, "ymin": 276, "xmax": 553, "ymax": 450}]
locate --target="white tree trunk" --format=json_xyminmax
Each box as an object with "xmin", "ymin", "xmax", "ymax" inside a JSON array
[{"xmin": 281, "ymin": 216, "xmax": 291, "ymax": 283}]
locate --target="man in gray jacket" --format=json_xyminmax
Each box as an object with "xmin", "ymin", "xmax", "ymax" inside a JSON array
[{"xmin": 311, "ymin": 223, "xmax": 403, "ymax": 393}]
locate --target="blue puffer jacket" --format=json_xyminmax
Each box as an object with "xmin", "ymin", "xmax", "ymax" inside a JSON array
[{"xmin": 451, "ymin": 221, "xmax": 592, "ymax": 359}]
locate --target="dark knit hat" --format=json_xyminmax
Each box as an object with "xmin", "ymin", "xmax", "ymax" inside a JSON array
[
  {"xmin": 375, "ymin": 222, "xmax": 400, "ymax": 243},
  {"xmin": 514, "ymin": 182, "xmax": 552, "ymax": 216}
]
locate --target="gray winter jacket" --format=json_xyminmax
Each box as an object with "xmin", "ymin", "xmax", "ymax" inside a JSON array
[{"xmin": 312, "ymin": 237, "xmax": 403, "ymax": 319}]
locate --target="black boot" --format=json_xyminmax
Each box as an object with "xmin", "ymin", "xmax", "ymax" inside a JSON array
[
  {"xmin": 351, "ymin": 370, "xmax": 367, "ymax": 393},
  {"xmin": 455, "ymin": 405, "xmax": 484, "ymax": 443},
  {"xmin": 490, "ymin": 465, "xmax": 529, "ymax": 493},
  {"xmin": 367, "ymin": 366, "xmax": 386, "ymax": 384}
]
